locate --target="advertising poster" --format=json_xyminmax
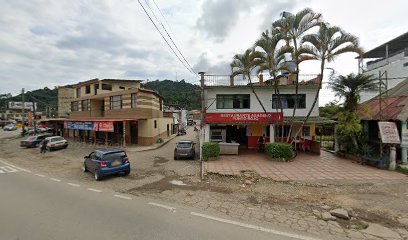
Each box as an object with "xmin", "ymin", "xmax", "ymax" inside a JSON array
[{"xmin": 378, "ymin": 121, "xmax": 400, "ymax": 144}]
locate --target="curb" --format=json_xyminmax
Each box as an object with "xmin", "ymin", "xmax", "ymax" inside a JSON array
[{"xmin": 133, "ymin": 134, "xmax": 178, "ymax": 152}]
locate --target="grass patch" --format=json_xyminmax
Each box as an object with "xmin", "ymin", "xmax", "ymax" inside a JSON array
[{"xmin": 396, "ymin": 166, "xmax": 408, "ymax": 175}]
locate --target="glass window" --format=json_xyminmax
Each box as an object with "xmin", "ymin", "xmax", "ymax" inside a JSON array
[
  {"xmin": 102, "ymin": 84, "xmax": 112, "ymax": 91},
  {"xmin": 274, "ymin": 125, "xmax": 291, "ymax": 138},
  {"xmin": 81, "ymin": 99, "xmax": 89, "ymax": 111},
  {"xmin": 76, "ymin": 88, "xmax": 81, "ymax": 98},
  {"xmin": 302, "ymin": 126, "xmax": 311, "ymax": 137},
  {"xmin": 216, "ymin": 94, "xmax": 250, "ymax": 109},
  {"xmin": 85, "ymin": 85, "xmax": 91, "ymax": 94},
  {"xmin": 131, "ymin": 93, "xmax": 137, "ymax": 108},
  {"xmin": 110, "ymin": 96, "xmax": 122, "ymax": 109},
  {"xmin": 71, "ymin": 101, "xmax": 79, "ymax": 112},
  {"xmin": 272, "ymin": 94, "xmax": 306, "ymax": 109},
  {"xmin": 177, "ymin": 142, "xmax": 192, "ymax": 148},
  {"xmin": 103, "ymin": 151, "xmax": 127, "ymax": 161},
  {"xmin": 154, "ymin": 120, "xmax": 157, "ymax": 128}
]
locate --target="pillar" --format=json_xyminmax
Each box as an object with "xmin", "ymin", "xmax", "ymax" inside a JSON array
[
  {"xmin": 270, "ymin": 124, "xmax": 275, "ymax": 143},
  {"xmin": 204, "ymin": 124, "xmax": 210, "ymax": 142},
  {"xmin": 259, "ymin": 74, "xmax": 264, "ymax": 86},
  {"xmin": 401, "ymin": 121, "xmax": 407, "ymax": 164}
]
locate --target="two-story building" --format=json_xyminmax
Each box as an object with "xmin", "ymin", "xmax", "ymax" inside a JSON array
[
  {"xmin": 201, "ymin": 73, "xmax": 324, "ymax": 153},
  {"xmin": 59, "ymin": 78, "xmax": 173, "ymax": 146}
]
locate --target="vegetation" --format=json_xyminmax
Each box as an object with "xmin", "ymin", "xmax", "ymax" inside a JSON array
[
  {"xmin": 265, "ymin": 142, "xmax": 294, "ymax": 160},
  {"xmin": 202, "ymin": 142, "xmax": 220, "ymax": 161},
  {"xmin": 142, "ymin": 79, "xmax": 200, "ymax": 110}
]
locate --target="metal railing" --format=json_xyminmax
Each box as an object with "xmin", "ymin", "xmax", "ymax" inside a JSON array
[{"xmin": 203, "ymin": 74, "xmax": 320, "ymax": 87}]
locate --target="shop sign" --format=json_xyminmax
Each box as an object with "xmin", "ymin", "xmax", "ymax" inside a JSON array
[
  {"xmin": 378, "ymin": 121, "xmax": 400, "ymax": 144},
  {"xmin": 66, "ymin": 121, "xmax": 94, "ymax": 130},
  {"xmin": 205, "ymin": 112, "xmax": 283, "ymax": 123},
  {"xmin": 96, "ymin": 121, "xmax": 114, "ymax": 132}
]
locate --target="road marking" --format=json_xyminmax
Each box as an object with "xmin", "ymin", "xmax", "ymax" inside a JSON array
[
  {"xmin": 114, "ymin": 194, "xmax": 132, "ymax": 200},
  {"xmin": 67, "ymin": 183, "xmax": 80, "ymax": 187},
  {"xmin": 190, "ymin": 212, "xmax": 322, "ymax": 240},
  {"xmin": 35, "ymin": 174, "xmax": 46, "ymax": 177},
  {"xmin": 148, "ymin": 202, "xmax": 176, "ymax": 212},
  {"xmin": 50, "ymin": 178, "xmax": 61, "ymax": 182},
  {"xmin": 0, "ymin": 166, "xmax": 18, "ymax": 173},
  {"xmin": 0, "ymin": 169, "xmax": 3, "ymax": 173},
  {"xmin": 88, "ymin": 188, "xmax": 102, "ymax": 193},
  {"xmin": 0, "ymin": 159, "xmax": 31, "ymax": 173}
]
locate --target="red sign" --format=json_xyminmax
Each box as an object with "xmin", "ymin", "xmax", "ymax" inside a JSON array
[
  {"xmin": 205, "ymin": 112, "xmax": 283, "ymax": 123},
  {"xmin": 96, "ymin": 121, "xmax": 114, "ymax": 132}
]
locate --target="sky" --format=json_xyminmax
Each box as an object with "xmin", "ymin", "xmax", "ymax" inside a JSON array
[{"xmin": 1, "ymin": 0, "xmax": 408, "ymax": 106}]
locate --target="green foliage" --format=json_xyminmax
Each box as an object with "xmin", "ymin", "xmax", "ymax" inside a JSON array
[
  {"xmin": 202, "ymin": 142, "xmax": 220, "ymax": 161},
  {"xmin": 317, "ymin": 135, "xmax": 334, "ymax": 141},
  {"xmin": 396, "ymin": 166, "xmax": 408, "ymax": 175},
  {"xmin": 265, "ymin": 142, "xmax": 294, "ymax": 160},
  {"xmin": 336, "ymin": 112, "xmax": 362, "ymax": 153},
  {"xmin": 142, "ymin": 80, "xmax": 200, "ymax": 110},
  {"xmin": 319, "ymin": 101, "xmax": 342, "ymax": 119}
]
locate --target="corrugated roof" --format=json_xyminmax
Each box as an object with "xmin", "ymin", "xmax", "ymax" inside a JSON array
[{"xmin": 361, "ymin": 31, "xmax": 408, "ymax": 58}]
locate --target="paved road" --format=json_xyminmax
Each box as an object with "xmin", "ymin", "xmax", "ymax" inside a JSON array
[{"xmin": 0, "ymin": 161, "xmax": 320, "ymax": 240}]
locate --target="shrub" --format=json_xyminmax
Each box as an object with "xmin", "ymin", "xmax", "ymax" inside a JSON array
[
  {"xmin": 265, "ymin": 142, "xmax": 294, "ymax": 160},
  {"xmin": 202, "ymin": 142, "xmax": 220, "ymax": 161}
]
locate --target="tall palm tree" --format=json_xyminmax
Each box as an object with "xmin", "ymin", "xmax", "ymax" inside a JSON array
[
  {"xmin": 330, "ymin": 73, "xmax": 377, "ymax": 112},
  {"xmin": 272, "ymin": 8, "xmax": 322, "ymax": 141},
  {"xmin": 254, "ymin": 30, "xmax": 293, "ymax": 141},
  {"xmin": 230, "ymin": 49, "xmax": 271, "ymax": 122},
  {"xmin": 293, "ymin": 23, "xmax": 363, "ymax": 139}
]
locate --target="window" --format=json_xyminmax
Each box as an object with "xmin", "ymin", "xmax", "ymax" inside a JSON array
[
  {"xmin": 71, "ymin": 101, "xmax": 79, "ymax": 112},
  {"xmin": 403, "ymin": 62, "xmax": 408, "ymax": 67},
  {"xmin": 216, "ymin": 94, "xmax": 250, "ymax": 109},
  {"xmin": 154, "ymin": 120, "xmax": 157, "ymax": 128},
  {"xmin": 81, "ymin": 99, "xmax": 89, "ymax": 111},
  {"xmin": 94, "ymin": 84, "xmax": 99, "ymax": 95},
  {"xmin": 160, "ymin": 99, "xmax": 163, "ymax": 111},
  {"xmin": 102, "ymin": 83, "xmax": 112, "ymax": 91},
  {"xmin": 85, "ymin": 85, "xmax": 91, "ymax": 94},
  {"xmin": 131, "ymin": 93, "xmax": 137, "ymax": 108},
  {"xmin": 119, "ymin": 86, "xmax": 125, "ymax": 90},
  {"xmin": 110, "ymin": 96, "xmax": 122, "ymax": 109},
  {"xmin": 274, "ymin": 125, "xmax": 291, "ymax": 138},
  {"xmin": 76, "ymin": 88, "xmax": 81, "ymax": 98},
  {"xmin": 302, "ymin": 126, "xmax": 311, "ymax": 137},
  {"xmin": 272, "ymin": 94, "xmax": 306, "ymax": 109}
]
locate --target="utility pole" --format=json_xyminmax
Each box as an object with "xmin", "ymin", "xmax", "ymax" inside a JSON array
[
  {"xmin": 21, "ymin": 88, "xmax": 25, "ymax": 135},
  {"xmin": 199, "ymin": 72, "xmax": 205, "ymax": 179},
  {"xmin": 32, "ymin": 100, "xmax": 36, "ymax": 135}
]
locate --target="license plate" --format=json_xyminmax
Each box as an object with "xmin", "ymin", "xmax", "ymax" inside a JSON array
[
  {"xmin": 181, "ymin": 153, "xmax": 188, "ymax": 156},
  {"xmin": 111, "ymin": 160, "xmax": 121, "ymax": 166}
]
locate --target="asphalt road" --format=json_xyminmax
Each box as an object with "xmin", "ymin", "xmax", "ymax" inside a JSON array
[{"xmin": 0, "ymin": 162, "xmax": 319, "ymax": 240}]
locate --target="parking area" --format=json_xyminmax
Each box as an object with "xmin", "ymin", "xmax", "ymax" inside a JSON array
[{"xmin": 204, "ymin": 150, "xmax": 406, "ymax": 181}]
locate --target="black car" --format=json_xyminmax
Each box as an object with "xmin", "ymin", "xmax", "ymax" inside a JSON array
[
  {"xmin": 20, "ymin": 134, "xmax": 51, "ymax": 148},
  {"xmin": 83, "ymin": 149, "xmax": 131, "ymax": 181},
  {"xmin": 174, "ymin": 140, "xmax": 195, "ymax": 160}
]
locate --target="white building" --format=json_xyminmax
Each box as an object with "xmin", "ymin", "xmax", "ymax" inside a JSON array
[
  {"xmin": 359, "ymin": 32, "xmax": 408, "ymax": 102},
  {"xmin": 201, "ymin": 73, "xmax": 325, "ymax": 153}
]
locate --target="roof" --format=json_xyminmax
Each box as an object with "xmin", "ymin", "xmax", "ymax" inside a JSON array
[
  {"xmin": 361, "ymin": 31, "xmax": 408, "ymax": 58},
  {"xmin": 358, "ymin": 78, "xmax": 408, "ymax": 121},
  {"xmin": 71, "ymin": 78, "xmax": 143, "ymax": 88}
]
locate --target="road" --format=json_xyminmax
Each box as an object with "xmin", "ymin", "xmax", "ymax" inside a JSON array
[{"xmin": 0, "ymin": 161, "xmax": 319, "ymax": 240}]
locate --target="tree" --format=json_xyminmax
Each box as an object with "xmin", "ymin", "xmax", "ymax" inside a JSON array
[
  {"xmin": 254, "ymin": 30, "xmax": 293, "ymax": 141},
  {"xmin": 329, "ymin": 73, "xmax": 377, "ymax": 112},
  {"xmin": 292, "ymin": 23, "xmax": 362, "ymax": 140},
  {"xmin": 272, "ymin": 8, "xmax": 322, "ymax": 140}
]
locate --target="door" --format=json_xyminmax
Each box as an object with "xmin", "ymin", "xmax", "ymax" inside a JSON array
[{"xmin": 130, "ymin": 122, "xmax": 138, "ymax": 144}]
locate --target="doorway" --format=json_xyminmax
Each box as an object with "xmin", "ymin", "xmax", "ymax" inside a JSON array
[{"xmin": 130, "ymin": 121, "xmax": 138, "ymax": 144}]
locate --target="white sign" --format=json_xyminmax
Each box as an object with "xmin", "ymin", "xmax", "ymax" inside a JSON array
[
  {"xmin": 8, "ymin": 102, "xmax": 37, "ymax": 111},
  {"xmin": 378, "ymin": 121, "xmax": 400, "ymax": 144}
]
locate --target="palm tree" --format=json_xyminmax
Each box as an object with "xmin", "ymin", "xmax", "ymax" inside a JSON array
[
  {"xmin": 254, "ymin": 30, "xmax": 293, "ymax": 141},
  {"xmin": 330, "ymin": 73, "xmax": 377, "ymax": 112},
  {"xmin": 230, "ymin": 49, "xmax": 271, "ymax": 122},
  {"xmin": 293, "ymin": 23, "xmax": 363, "ymax": 139},
  {"xmin": 272, "ymin": 8, "xmax": 322, "ymax": 141}
]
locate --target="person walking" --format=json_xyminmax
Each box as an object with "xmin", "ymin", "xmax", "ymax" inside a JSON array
[{"xmin": 40, "ymin": 139, "xmax": 47, "ymax": 154}]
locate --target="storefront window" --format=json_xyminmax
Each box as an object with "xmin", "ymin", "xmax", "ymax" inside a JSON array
[
  {"xmin": 110, "ymin": 96, "xmax": 122, "ymax": 109},
  {"xmin": 274, "ymin": 125, "xmax": 291, "ymax": 138},
  {"xmin": 81, "ymin": 99, "xmax": 89, "ymax": 111},
  {"xmin": 71, "ymin": 101, "xmax": 79, "ymax": 112},
  {"xmin": 216, "ymin": 94, "xmax": 250, "ymax": 109},
  {"xmin": 272, "ymin": 94, "xmax": 306, "ymax": 109}
]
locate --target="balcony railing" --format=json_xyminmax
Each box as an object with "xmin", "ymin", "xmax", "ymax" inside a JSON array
[{"xmin": 203, "ymin": 74, "xmax": 321, "ymax": 87}]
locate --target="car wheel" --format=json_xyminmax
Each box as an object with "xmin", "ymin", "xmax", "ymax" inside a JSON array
[
  {"xmin": 82, "ymin": 163, "xmax": 88, "ymax": 172},
  {"xmin": 174, "ymin": 155, "xmax": 178, "ymax": 160},
  {"xmin": 94, "ymin": 170, "xmax": 101, "ymax": 181},
  {"xmin": 123, "ymin": 169, "xmax": 130, "ymax": 176},
  {"xmin": 63, "ymin": 145, "xmax": 68, "ymax": 149}
]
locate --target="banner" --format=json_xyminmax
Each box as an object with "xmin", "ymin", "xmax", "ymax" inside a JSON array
[
  {"xmin": 96, "ymin": 121, "xmax": 114, "ymax": 132},
  {"xmin": 66, "ymin": 121, "xmax": 94, "ymax": 131},
  {"xmin": 205, "ymin": 112, "xmax": 283, "ymax": 123},
  {"xmin": 378, "ymin": 121, "xmax": 400, "ymax": 144}
]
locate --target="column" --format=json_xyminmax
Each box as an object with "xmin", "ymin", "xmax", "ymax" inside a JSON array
[
  {"xmin": 401, "ymin": 121, "xmax": 407, "ymax": 164},
  {"xmin": 269, "ymin": 124, "xmax": 275, "ymax": 143},
  {"xmin": 204, "ymin": 124, "xmax": 210, "ymax": 142}
]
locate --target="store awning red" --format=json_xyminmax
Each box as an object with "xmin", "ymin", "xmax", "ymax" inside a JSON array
[{"xmin": 64, "ymin": 118, "xmax": 146, "ymax": 122}]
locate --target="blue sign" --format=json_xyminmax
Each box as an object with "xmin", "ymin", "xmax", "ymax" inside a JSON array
[{"xmin": 66, "ymin": 121, "xmax": 94, "ymax": 130}]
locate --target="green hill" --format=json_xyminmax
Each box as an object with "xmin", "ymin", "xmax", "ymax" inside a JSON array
[{"xmin": 142, "ymin": 79, "xmax": 201, "ymax": 110}]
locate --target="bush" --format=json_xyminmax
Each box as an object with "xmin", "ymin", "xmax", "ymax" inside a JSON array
[
  {"xmin": 202, "ymin": 142, "xmax": 220, "ymax": 161},
  {"xmin": 265, "ymin": 142, "xmax": 294, "ymax": 160}
]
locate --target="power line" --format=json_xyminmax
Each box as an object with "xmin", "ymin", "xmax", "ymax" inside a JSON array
[{"xmin": 137, "ymin": 0, "xmax": 196, "ymax": 76}]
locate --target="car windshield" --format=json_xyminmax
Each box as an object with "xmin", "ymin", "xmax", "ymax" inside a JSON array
[
  {"xmin": 177, "ymin": 142, "xmax": 192, "ymax": 148},
  {"xmin": 51, "ymin": 137, "xmax": 64, "ymax": 142},
  {"xmin": 103, "ymin": 151, "xmax": 126, "ymax": 161}
]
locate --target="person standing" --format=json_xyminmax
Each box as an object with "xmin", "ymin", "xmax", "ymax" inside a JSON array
[{"xmin": 40, "ymin": 139, "xmax": 47, "ymax": 153}]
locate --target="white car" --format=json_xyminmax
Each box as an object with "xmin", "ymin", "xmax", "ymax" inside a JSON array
[
  {"xmin": 3, "ymin": 124, "xmax": 17, "ymax": 131},
  {"xmin": 44, "ymin": 136, "xmax": 68, "ymax": 151}
]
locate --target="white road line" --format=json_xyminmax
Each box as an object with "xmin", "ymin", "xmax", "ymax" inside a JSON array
[
  {"xmin": 1, "ymin": 166, "xmax": 18, "ymax": 173},
  {"xmin": 0, "ymin": 169, "xmax": 4, "ymax": 173},
  {"xmin": 148, "ymin": 202, "xmax": 176, "ymax": 212},
  {"xmin": 88, "ymin": 188, "xmax": 102, "ymax": 193},
  {"xmin": 114, "ymin": 194, "xmax": 132, "ymax": 200},
  {"xmin": 0, "ymin": 159, "xmax": 31, "ymax": 173},
  {"xmin": 67, "ymin": 183, "xmax": 80, "ymax": 187},
  {"xmin": 50, "ymin": 178, "xmax": 61, "ymax": 182},
  {"xmin": 35, "ymin": 174, "xmax": 46, "ymax": 177},
  {"xmin": 190, "ymin": 212, "xmax": 322, "ymax": 240}
]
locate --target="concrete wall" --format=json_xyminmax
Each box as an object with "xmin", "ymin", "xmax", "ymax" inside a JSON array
[
  {"xmin": 58, "ymin": 87, "xmax": 76, "ymax": 117},
  {"xmin": 137, "ymin": 117, "xmax": 173, "ymax": 145},
  {"xmin": 205, "ymin": 87, "xmax": 319, "ymax": 117}
]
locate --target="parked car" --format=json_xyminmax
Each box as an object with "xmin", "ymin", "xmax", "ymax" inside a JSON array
[
  {"xmin": 177, "ymin": 129, "xmax": 187, "ymax": 136},
  {"xmin": 174, "ymin": 140, "xmax": 195, "ymax": 160},
  {"xmin": 3, "ymin": 124, "xmax": 17, "ymax": 131},
  {"xmin": 44, "ymin": 136, "xmax": 68, "ymax": 151},
  {"xmin": 20, "ymin": 134, "xmax": 51, "ymax": 148},
  {"xmin": 83, "ymin": 149, "xmax": 130, "ymax": 181}
]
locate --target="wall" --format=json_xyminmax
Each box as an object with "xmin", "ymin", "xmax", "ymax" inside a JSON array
[
  {"xmin": 58, "ymin": 87, "xmax": 76, "ymax": 117},
  {"xmin": 205, "ymin": 87, "xmax": 319, "ymax": 117},
  {"xmin": 137, "ymin": 117, "xmax": 173, "ymax": 145}
]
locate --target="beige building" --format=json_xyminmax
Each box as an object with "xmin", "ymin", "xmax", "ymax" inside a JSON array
[
  {"xmin": 60, "ymin": 78, "xmax": 173, "ymax": 146},
  {"xmin": 58, "ymin": 86, "xmax": 76, "ymax": 117}
]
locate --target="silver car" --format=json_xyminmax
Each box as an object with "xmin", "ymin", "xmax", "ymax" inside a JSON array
[
  {"xmin": 174, "ymin": 140, "xmax": 195, "ymax": 160},
  {"xmin": 3, "ymin": 124, "xmax": 17, "ymax": 131}
]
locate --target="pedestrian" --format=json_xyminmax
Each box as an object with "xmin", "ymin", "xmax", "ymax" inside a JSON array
[
  {"xmin": 257, "ymin": 134, "xmax": 265, "ymax": 152},
  {"xmin": 40, "ymin": 139, "xmax": 47, "ymax": 154}
]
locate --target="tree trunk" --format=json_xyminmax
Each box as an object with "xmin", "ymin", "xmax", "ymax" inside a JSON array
[
  {"xmin": 247, "ymin": 73, "xmax": 274, "ymax": 125},
  {"xmin": 287, "ymin": 40, "xmax": 299, "ymax": 143}
]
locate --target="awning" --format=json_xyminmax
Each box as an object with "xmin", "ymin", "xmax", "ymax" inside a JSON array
[{"xmin": 63, "ymin": 118, "xmax": 146, "ymax": 122}]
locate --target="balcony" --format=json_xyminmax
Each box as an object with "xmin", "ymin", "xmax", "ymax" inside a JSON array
[{"xmin": 203, "ymin": 74, "xmax": 321, "ymax": 87}]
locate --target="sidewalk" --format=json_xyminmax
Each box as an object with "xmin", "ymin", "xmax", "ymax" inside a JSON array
[{"xmin": 125, "ymin": 134, "xmax": 177, "ymax": 152}]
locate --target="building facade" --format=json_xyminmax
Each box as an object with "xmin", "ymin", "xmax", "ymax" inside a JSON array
[{"xmin": 61, "ymin": 78, "xmax": 172, "ymax": 146}]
